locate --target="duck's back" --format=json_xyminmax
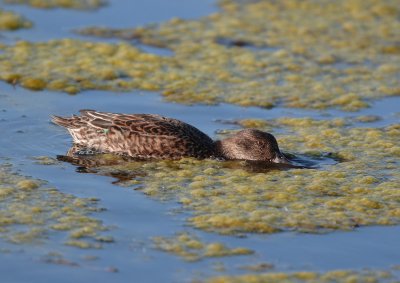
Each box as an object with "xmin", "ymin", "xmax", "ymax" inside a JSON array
[{"xmin": 52, "ymin": 110, "xmax": 216, "ymax": 159}]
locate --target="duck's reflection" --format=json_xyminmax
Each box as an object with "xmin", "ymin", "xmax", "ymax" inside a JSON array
[{"xmin": 58, "ymin": 145, "xmax": 148, "ymax": 184}]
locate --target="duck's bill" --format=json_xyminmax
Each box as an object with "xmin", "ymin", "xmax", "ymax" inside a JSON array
[{"xmin": 273, "ymin": 154, "xmax": 291, "ymax": 164}]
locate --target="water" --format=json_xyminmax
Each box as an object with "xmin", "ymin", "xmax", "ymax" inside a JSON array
[{"xmin": 0, "ymin": 1, "xmax": 400, "ymax": 282}]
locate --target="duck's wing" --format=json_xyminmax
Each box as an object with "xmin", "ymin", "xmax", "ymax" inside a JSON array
[
  {"xmin": 51, "ymin": 109, "xmax": 104, "ymax": 129},
  {"xmin": 78, "ymin": 110, "xmax": 213, "ymax": 143},
  {"xmin": 53, "ymin": 110, "xmax": 215, "ymax": 158}
]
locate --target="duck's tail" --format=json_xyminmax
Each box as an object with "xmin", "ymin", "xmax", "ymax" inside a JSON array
[{"xmin": 51, "ymin": 115, "xmax": 74, "ymax": 128}]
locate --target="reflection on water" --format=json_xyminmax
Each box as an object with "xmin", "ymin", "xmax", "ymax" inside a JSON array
[{"xmin": 56, "ymin": 152, "xmax": 147, "ymax": 184}]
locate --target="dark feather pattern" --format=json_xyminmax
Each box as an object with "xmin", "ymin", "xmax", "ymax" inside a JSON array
[
  {"xmin": 52, "ymin": 110, "xmax": 289, "ymax": 163},
  {"xmin": 53, "ymin": 110, "xmax": 216, "ymax": 159}
]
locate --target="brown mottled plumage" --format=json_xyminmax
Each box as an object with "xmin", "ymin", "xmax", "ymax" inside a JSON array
[{"xmin": 52, "ymin": 110, "xmax": 289, "ymax": 163}]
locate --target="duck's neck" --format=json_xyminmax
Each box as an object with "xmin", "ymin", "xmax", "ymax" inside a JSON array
[
  {"xmin": 213, "ymin": 141, "xmax": 222, "ymax": 157},
  {"xmin": 213, "ymin": 140, "xmax": 232, "ymax": 160}
]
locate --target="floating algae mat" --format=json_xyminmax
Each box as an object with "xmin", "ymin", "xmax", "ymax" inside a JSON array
[
  {"xmin": 0, "ymin": 9, "xmax": 31, "ymax": 30},
  {"xmin": 205, "ymin": 269, "xmax": 395, "ymax": 283},
  {"xmin": 3, "ymin": 0, "xmax": 106, "ymax": 10},
  {"xmin": 0, "ymin": 162, "xmax": 111, "ymax": 248},
  {"xmin": 152, "ymin": 232, "xmax": 253, "ymax": 262},
  {"xmin": 68, "ymin": 118, "xmax": 400, "ymax": 235},
  {"xmin": 1, "ymin": 0, "xmax": 398, "ymax": 110},
  {"xmin": 0, "ymin": 40, "xmax": 172, "ymax": 93}
]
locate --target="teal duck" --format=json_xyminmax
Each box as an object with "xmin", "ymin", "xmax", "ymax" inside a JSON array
[{"xmin": 52, "ymin": 110, "xmax": 289, "ymax": 163}]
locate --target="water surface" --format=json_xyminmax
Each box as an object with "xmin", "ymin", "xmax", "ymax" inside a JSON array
[{"xmin": 0, "ymin": 1, "xmax": 399, "ymax": 282}]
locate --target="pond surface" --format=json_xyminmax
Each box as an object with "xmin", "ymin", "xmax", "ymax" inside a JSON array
[{"xmin": 0, "ymin": 1, "xmax": 399, "ymax": 282}]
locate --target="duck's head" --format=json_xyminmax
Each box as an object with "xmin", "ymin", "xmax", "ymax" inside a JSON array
[{"xmin": 215, "ymin": 129, "xmax": 290, "ymax": 163}]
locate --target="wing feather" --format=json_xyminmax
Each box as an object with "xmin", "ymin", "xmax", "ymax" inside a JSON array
[
  {"xmin": 53, "ymin": 110, "xmax": 215, "ymax": 159},
  {"xmin": 78, "ymin": 110, "xmax": 211, "ymax": 142}
]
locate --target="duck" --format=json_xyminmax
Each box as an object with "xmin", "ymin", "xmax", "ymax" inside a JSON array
[{"xmin": 52, "ymin": 110, "xmax": 290, "ymax": 163}]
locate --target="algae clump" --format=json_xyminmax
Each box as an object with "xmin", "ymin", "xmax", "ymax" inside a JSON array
[
  {"xmin": 206, "ymin": 270, "xmax": 394, "ymax": 283},
  {"xmin": 0, "ymin": 39, "xmax": 170, "ymax": 94},
  {"xmin": 4, "ymin": 0, "xmax": 106, "ymax": 10},
  {"xmin": 0, "ymin": 0, "xmax": 399, "ymax": 110},
  {"xmin": 152, "ymin": 232, "xmax": 253, "ymax": 261},
  {"xmin": 0, "ymin": 9, "xmax": 32, "ymax": 30},
  {"xmin": 78, "ymin": 0, "xmax": 400, "ymax": 110},
  {"xmin": 0, "ymin": 163, "xmax": 110, "ymax": 248}
]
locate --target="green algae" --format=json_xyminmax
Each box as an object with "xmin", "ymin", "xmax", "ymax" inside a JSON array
[
  {"xmin": 152, "ymin": 232, "xmax": 253, "ymax": 261},
  {"xmin": 238, "ymin": 262, "xmax": 274, "ymax": 272},
  {"xmin": 83, "ymin": 118, "xmax": 400, "ymax": 235},
  {"xmin": 0, "ymin": 0, "xmax": 398, "ymax": 109},
  {"xmin": 0, "ymin": 163, "xmax": 110, "ymax": 248},
  {"xmin": 32, "ymin": 156, "xmax": 59, "ymax": 165},
  {"xmin": 0, "ymin": 9, "xmax": 32, "ymax": 30},
  {"xmin": 353, "ymin": 115, "xmax": 382, "ymax": 123},
  {"xmin": 77, "ymin": 0, "xmax": 399, "ymax": 110},
  {"xmin": 4, "ymin": 0, "xmax": 106, "ymax": 10},
  {"xmin": 0, "ymin": 40, "xmax": 170, "ymax": 93},
  {"xmin": 206, "ymin": 269, "xmax": 394, "ymax": 283}
]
